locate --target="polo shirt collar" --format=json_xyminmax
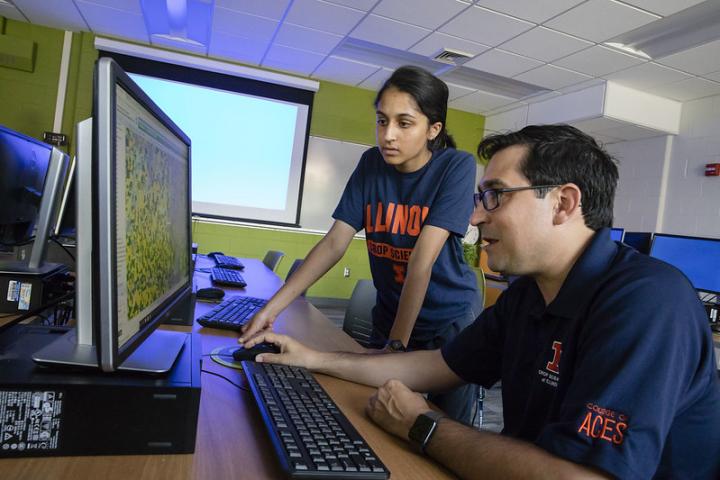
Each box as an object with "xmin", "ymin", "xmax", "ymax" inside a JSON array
[{"xmin": 545, "ymin": 227, "xmax": 618, "ymax": 318}]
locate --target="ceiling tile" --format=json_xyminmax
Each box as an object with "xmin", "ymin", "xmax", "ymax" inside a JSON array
[
  {"xmin": 554, "ymin": 45, "xmax": 645, "ymax": 77},
  {"xmin": 647, "ymin": 77, "xmax": 720, "ymax": 102},
  {"xmin": 500, "ymin": 26, "xmax": 593, "ymax": 62},
  {"xmin": 445, "ymin": 82, "xmax": 476, "ymax": 101},
  {"xmin": 514, "ymin": 64, "xmax": 592, "ymax": 90},
  {"xmin": 655, "ymin": 39, "xmax": 720, "ymax": 76},
  {"xmin": 601, "ymin": 123, "xmax": 666, "ymax": 140},
  {"xmin": 449, "ymin": 89, "xmax": 517, "ymax": 114},
  {"xmin": 76, "ymin": 1, "xmax": 149, "ymax": 41},
  {"xmin": 0, "ymin": 2, "xmax": 27, "ymax": 21},
  {"xmin": 285, "ymin": 0, "xmax": 365, "ymax": 35},
  {"xmin": 707, "ymin": 70, "xmax": 720, "ymax": 83},
  {"xmin": 545, "ymin": 0, "xmax": 659, "ymax": 43},
  {"xmin": 617, "ymin": 0, "xmax": 706, "ymax": 16},
  {"xmin": 262, "ymin": 44, "xmax": 326, "ymax": 75},
  {"xmin": 409, "ymin": 32, "xmax": 488, "ymax": 58},
  {"xmin": 11, "ymin": 0, "xmax": 86, "ymax": 30},
  {"xmin": 358, "ymin": 67, "xmax": 394, "ymax": 90},
  {"xmin": 215, "ymin": 0, "xmax": 290, "ymax": 20},
  {"xmin": 274, "ymin": 23, "xmax": 342, "ymax": 55},
  {"xmin": 313, "ymin": 56, "xmax": 381, "ymax": 85},
  {"xmin": 373, "ymin": 0, "xmax": 470, "ymax": 29},
  {"xmin": 208, "ymin": 30, "xmax": 268, "ymax": 65},
  {"xmin": 475, "ymin": 0, "xmax": 584, "ymax": 24},
  {"xmin": 75, "ymin": 0, "xmax": 141, "ymax": 13},
  {"xmin": 350, "ymin": 14, "xmax": 431, "ymax": 51},
  {"xmin": 212, "ymin": 7, "xmax": 278, "ymax": 42},
  {"xmin": 571, "ymin": 116, "xmax": 622, "ymax": 132},
  {"xmin": 439, "ymin": 5, "xmax": 534, "ymax": 47},
  {"xmin": 604, "ymin": 62, "xmax": 692, "ymax": 89},
  {"xmin": 321, "ymin": 0, "xmax": 378, "ymax": 10},
  {"xmin": 556, "ymin": 78, "xmax": 605, "ymax": 94},
  {"xmin": 463, "ymin": 48, "xmax": 543, "ymax": 77},
  {"xmin": 358, "ymin": 67, "xmax": 393, "ymax": 91}
]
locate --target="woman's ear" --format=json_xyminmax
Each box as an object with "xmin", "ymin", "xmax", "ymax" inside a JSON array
[
  {"xmin": 553, "ymin": 184, "xmax": 582, "ymax": 225},
  {"xmin": 427, "ymin": 121, "xmax": 443, "ymax": 141}
]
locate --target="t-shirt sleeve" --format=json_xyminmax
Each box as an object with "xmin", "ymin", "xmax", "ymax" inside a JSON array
[
  {"xmin": 535, "ymin": 268, "xmax": 710, "ymax": 479},
  {"xmin": 424, "ymin": 151, "xmax": 476, "ymax": 236},
  {"xmin": 441, "ymin": 288, "xmax": 508, "ymax": 388},
  {"xmin": 332, "ymin": 152, "xmax": 368, "ymax": 232}
]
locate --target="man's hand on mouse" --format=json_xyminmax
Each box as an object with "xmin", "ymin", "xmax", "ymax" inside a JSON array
[
  {"xmin": 241, "ymin": 331, "xmax": 320, "ymax": 370},
  {"xmin": 239, "ymin": 306, "xmax": 276, "ymax": 343}
]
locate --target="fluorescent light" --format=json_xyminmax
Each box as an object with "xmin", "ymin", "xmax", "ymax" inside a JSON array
[{"xmin": 605, "ymin": 1, "xmax": 720, "ymax": 59}]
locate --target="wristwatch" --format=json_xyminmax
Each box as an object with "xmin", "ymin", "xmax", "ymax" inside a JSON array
[
  {"xmin": 384, "ymin": 339, "xmax": 407, "ymax": 352},
  {"xmin": 408, "ymin": 410, "xmax": 445, "ymax": 455}
]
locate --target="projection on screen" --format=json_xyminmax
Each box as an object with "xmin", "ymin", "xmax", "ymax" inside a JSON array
[{"xmin": 129, "ymin": 73, "xmax": 310, "ymax": 226}]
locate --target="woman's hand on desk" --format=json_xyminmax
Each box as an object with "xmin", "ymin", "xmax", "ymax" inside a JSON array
[
  {"xmin": 239, "ymin": 307, "xmax": 277, "ymax": 343},
  {"xmin": 241, "ymin": 331, "xmax": 321, "ymax": 370}
]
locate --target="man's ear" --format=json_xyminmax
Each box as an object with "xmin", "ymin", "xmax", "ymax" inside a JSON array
[{"xmin": 553, "ymin": 184, "xmax": 582, "ymax": 225}]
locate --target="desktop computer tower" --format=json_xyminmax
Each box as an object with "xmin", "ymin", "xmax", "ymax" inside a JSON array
[{"xmin": 0, "ymin": 324, "xmax": 201, "ymax": 458}]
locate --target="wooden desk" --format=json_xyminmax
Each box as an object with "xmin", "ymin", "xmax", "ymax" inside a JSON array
[{"xmin": 2, "ymin": 257, "xmax": 454, "ymax": 480}]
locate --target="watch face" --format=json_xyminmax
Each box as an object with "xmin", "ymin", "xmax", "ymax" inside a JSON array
[{"xmin": 409, "ymin": 412, "xmax": 439, "ymax": 450}]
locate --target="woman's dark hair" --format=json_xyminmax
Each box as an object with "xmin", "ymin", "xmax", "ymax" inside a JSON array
[
  {"xmin": 374, "ymin": 65, "xmax": 456, "ymax": 151},
  {"xmin": 477, "ymin": 125, "xmax": 619, "ymax": 231}
]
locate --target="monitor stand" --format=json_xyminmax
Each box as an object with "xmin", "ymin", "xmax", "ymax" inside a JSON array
[{"xmin": 32, "ymin": 329, "xmax": 187, "ymax": 374}]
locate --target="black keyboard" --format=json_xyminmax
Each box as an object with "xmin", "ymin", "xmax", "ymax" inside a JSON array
[
  {"xmin": 212, "ymin": 254, "xmax": 244, "ymax": 270},
  {"xmin": 211, "ymin": 267, "xmax": 247, "ymax": 287},
  {"xmin": 243, "ymin": 362, "xmax": 390, "ymax": 479},
  {"xmin": 196, "ymin": 296, "xmax": 267, "ymax": 331}
]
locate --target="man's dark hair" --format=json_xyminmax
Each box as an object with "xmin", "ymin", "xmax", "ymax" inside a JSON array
[
  {"xmin": 375, "ymin": 65, "xmax": 456, "ymax": 151},
  {"xmin": 477, "ymin": 125, "xmax": 619, "ymax": 230}
]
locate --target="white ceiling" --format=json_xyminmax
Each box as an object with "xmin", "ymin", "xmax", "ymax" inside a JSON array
[{"xmin": 4, "ymin": 0, "xmax": 720, "ymax": 133}]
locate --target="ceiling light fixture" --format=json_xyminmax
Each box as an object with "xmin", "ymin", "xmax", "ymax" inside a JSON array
[
  {"xmin": 605, "ymin": 1, "xmax": 720, "ymax": 59},
  {"xmin": 140, "ymin": 0, "xmax": 214, "ymax": 54}
]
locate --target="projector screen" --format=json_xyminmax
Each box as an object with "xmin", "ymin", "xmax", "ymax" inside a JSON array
[{"xmin": 101, "ymin": 52, "xmax": 314, "ymax": 227}]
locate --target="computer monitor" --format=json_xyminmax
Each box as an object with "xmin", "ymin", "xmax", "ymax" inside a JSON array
[
  {"xmin": 52, "ymin": 155, "xmax": 76, "ymax": 239},
  {"xmin": 0, "ymin": 124, "xmax": 71, "ymax": 273},
  {"xmin": 610, "ymin": 227, "xmax": 625, "ymax": 242},
  {"xmin": 33, "ymin": 57, "xmax": 192, "ymax": 372},
  {"xmin": 623, "ymin": 231, "xmax": 652, "ymax": 254},
  {"xmin": 649, "ymin": 233, "xmax": 720, "ymax": 295}
]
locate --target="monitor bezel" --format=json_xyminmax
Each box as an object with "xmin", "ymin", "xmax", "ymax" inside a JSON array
[
  {"xmin": 649, "ymin": 232, "xmax": 720, "ymax": 295},
  {"xmin": 94, "ymin": 57, "xmax": 192, "ymax": 371}
]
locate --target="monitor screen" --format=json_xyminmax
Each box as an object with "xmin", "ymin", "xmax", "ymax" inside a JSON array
[
  {"xmin": 610, "ymin": 227, "xmax": 624, "ymax": 242},
  {"xmin": 649, "ymin": 234, "xmax": 720, "ymax": 294},
  {"xmin": 94, "ymin": 57, "xmax": 192, "ymax": 371},
  {"xmin": 0, "ymin": 125, "xmax": 52, "ymax": 245},
  {"xmin": 623, "ymin": 231, "xmax": 652, "ymax": 254}
]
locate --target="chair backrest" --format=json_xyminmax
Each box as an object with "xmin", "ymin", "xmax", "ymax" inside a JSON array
[
  {"xmin": 262, "ymin": 250, "xmax": 285, "ymax": 272},
  {"xmin": 342, "ymin": 279, "xmax": 376, "ymax": 348},
  {"xmin": 285, "ymin": 258, "xmax": 306, "ymax": 296}
]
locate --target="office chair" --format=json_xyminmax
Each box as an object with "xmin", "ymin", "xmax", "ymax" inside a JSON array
[
  {"xmin": 262, "ymin": 250, "xmax": 285, "ymax": 272},
  {"xmin": 342, "ymin": 279, "xmax": 376, "ymax": 348},
  {"xmin": 285, "ymin": 258, "xmax": 306, "ymax": 296}
]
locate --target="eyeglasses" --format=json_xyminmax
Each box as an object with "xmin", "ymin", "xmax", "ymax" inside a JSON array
[{"xmin": 473, "ymin": 185, "xmax": 561, "ymax": 211}]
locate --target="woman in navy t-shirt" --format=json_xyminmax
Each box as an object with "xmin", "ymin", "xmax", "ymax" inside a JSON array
[{"xmin": 241, "ymin": 66, "xmax": 481, "ymax": 424}]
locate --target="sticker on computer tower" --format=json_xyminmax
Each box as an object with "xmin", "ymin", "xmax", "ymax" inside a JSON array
[
  {"xmin": 17, "ymin": 283, "xmax": 32, "ymax": 311},
  {"xmin": 0, "ymin": 390, "xmax": 63, "ymax": 453},
  {"xmin": 6, "ymin": 281, "xmax": 19, "ymax": 302}
]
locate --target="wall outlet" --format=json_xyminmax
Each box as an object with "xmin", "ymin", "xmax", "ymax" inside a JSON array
[{"xmin": 343, "ymin": 267, "xmax": 351, "ymax": 278}]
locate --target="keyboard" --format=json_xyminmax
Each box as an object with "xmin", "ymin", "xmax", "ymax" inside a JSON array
[
  {"xmin": 211, "ymin": 267, "xmax": 247, "ymax": 287},
  {"xmin": 196, "ymin": 295, "xmax": 267, "ymax": 331},
  {"xmin": 212, "ymin": 254, "xmax": 244, "ymax": 270},
  {"xmin": 243, "ymin": 362, "xmax": 390, "ymax": 479}
]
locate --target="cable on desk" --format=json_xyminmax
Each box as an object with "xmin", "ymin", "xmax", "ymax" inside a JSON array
[
  {"xmin": 50, "ymin": 236, "xmax": 76, "ymax": 262},
  {"xmin": 201, "ymin": 368, "xmax": 250, "ymax": 392}
]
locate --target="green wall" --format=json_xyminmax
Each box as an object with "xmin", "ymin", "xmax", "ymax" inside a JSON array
[{"xmin": 0, "ymin": 17, "xmax": 486, "ymax": 299}]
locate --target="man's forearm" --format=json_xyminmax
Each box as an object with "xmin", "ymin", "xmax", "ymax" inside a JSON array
[
  {"xmin": 426, "ymin": 419, "xmax": 611, "ymax": 480},
  {"xmin": 312, "ymin": 349, "xmax": 461, "ymax": 393}
]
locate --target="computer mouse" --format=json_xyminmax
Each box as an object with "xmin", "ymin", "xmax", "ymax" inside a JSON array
[
  {"xmin": 196, "ymin": 287, "xmax": 225, "ymax": 301},
  {"xmin": 206, "ymin": 251, "xmax": 224, "ymax": 259},
  {"xmin": 232, "ymin": 342, "xmax": 280, "ymax": 362}
]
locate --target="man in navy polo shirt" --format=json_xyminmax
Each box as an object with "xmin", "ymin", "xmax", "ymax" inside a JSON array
[{"xmin": 246, "ymin": 125, "xmax": 720, "ymax": 479}]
